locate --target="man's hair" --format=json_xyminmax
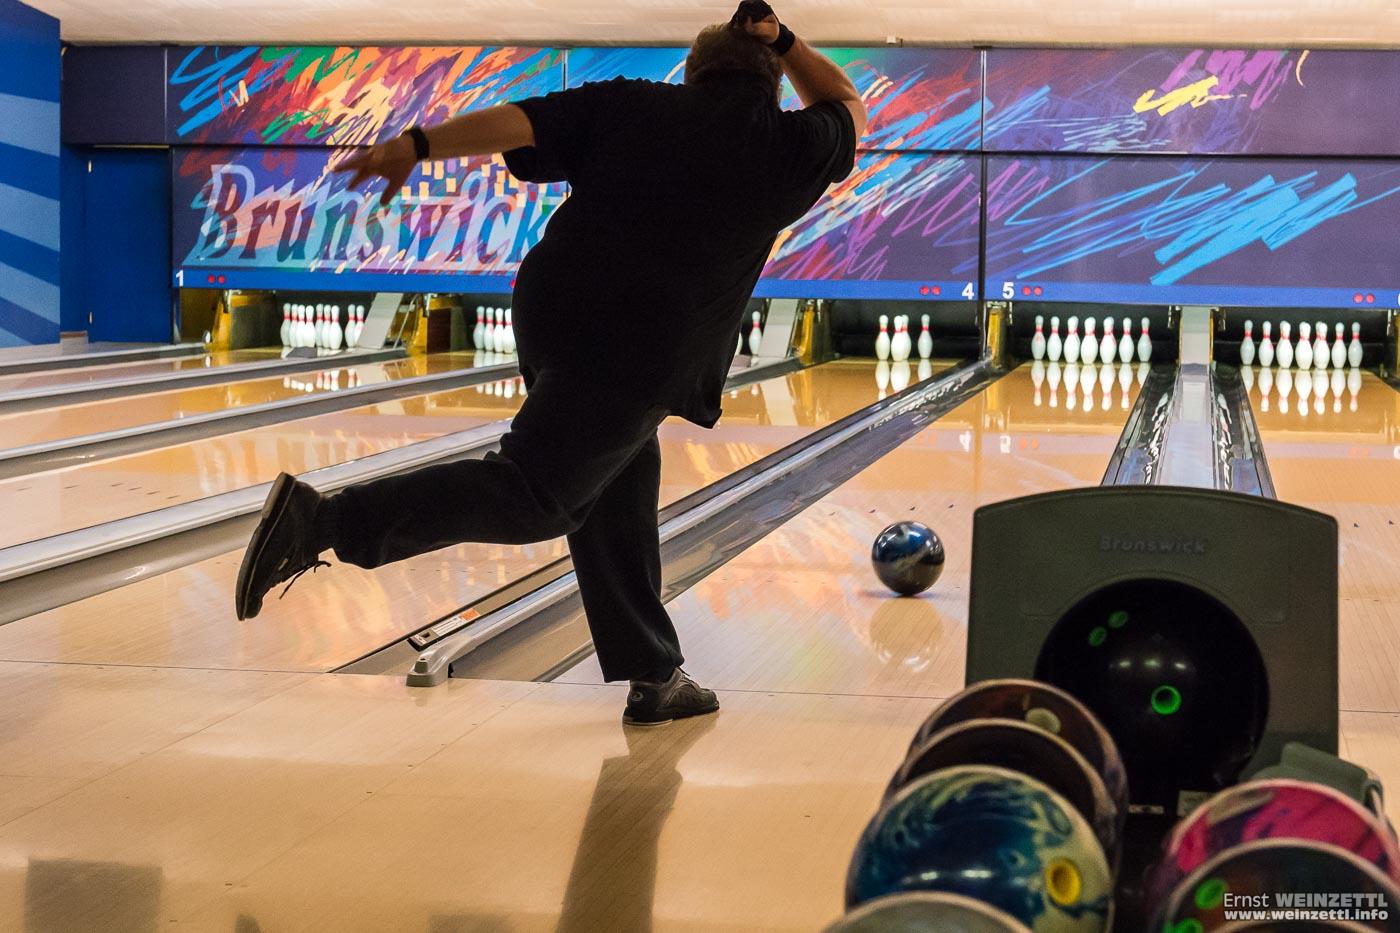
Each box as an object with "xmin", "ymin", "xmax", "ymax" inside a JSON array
[{"xmin": 684, "ymin": 24, "xmax": 781, "ymax": 99}]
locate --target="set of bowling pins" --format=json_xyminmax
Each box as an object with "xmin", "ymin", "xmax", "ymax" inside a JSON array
[
  {"xmin": 473, "ymin": 306, "xmax": 516, "ymax": 354},
  {"xmin": 738, "ymin": 311, "xmax": 765, "ymax": 356},
  {"xmin": 1239, "ymin": 320, "xmax": 1363, "ymax": 370},
  {"xmin": 875, "ymin": 314, "xmax": 934, "ymax": 362},
  {"xmin": 1246, "ymin": 364, "xmax": 1363, "ymax": 415},
  {"xmin": 1031, "ymin": 359, "xmax": 1150, "ymax": 411},
  {"xmin": 874, "ymin": 359, "xmax": 935, "ymax": 398},
  {"xmin": 1030, "ymin": 314, "xmax": 1151, "ymax": 365},
  {"xmin": 280, "ymin": 303, "xmax": 364, "ymax": 352}
]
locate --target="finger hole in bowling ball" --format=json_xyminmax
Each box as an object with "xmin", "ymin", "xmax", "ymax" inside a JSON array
[{"xmin": 1034, "ymin": 579, "xmax": 1268, "ymax": 812}]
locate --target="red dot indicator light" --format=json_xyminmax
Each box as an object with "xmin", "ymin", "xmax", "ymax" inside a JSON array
[
  {"xmin": 1034, "ymin": 286, "xmax": 1044, "ymax": 296},
  {"xmin": 207, "ymin": 275, "xmax": 216, "ymax": 284},
  {"xmin": 1354, "ymin": 293, "xmax": 1364, "ymax": 303},
  {"xmin": 1021, "ymin": 286, "xmax": 1031, "ymax": 296},
  {"xmin": 919, "ymin": 285, "xmax": 931, "ymax": 296},
  {"xmin": 217, "ymin": 275, "xmax": 226, "ymax": 285},
  {"xmin": 932, "ymin": 286, "xmax": 941, "ymax": 296},
  {"xmin": 1367, "ymin": 294, "xmax": 1376, "ymax": 303}
]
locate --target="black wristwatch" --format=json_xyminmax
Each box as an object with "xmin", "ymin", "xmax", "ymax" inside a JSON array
[
  {"xmin": 771, "ymin": 24, "xmax": 796, "ymax": 56},
  {"xmin": 404, "ymin": 126, "xmax": 430, "ymax": 161}
]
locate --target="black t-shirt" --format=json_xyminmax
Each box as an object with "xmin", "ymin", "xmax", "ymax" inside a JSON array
[{"xmin": 502, "ymin": 72, "xmax": 856, "ymax": 427}]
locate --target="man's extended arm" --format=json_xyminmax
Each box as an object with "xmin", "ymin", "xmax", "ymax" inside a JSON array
[{"xmin": 335, "ymin": 105, "xmax": 535, "ymax": 207}]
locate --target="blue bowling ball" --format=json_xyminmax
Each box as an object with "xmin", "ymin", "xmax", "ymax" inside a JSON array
[
  {"xmin": 846, "ymin": 765, "xmax": 1114, "ymax": 932},
  {"xmin": 872, "ymin": 521, "xmax": 945, "ymax": 595}
]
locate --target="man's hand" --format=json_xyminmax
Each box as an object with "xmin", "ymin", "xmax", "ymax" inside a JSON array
[
  {"xmin": 730, "ymin": 0, "xmax": 779, "ymax": 43},
  {"xmin": 333, "ymin": 134, "xmax": 418, "ymax": 208}
]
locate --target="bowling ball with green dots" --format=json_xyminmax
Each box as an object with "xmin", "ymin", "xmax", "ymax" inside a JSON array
[
  {"xmin": 871, "ymin": 521, "xmax": 945, "ymax": 596},
  {"xmin": 1034, "ymin": 579, "xmax": 1268, "ymax": 812}
]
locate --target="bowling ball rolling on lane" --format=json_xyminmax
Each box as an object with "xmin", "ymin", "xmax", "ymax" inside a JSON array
[
  {"xmin": 846, "ymin": 765, "xmax": 1114, "ymax": 932},
  {"xmin": 888, "ymin": 718, "xmax": 1122, "ymax": 867},
  {"xmin": 871, "ymin": 521, "xmax": 945, "ymax": 596}
]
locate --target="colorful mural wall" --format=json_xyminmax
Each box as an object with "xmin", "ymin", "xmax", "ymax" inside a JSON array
[{"xmin": 158, "ymin": 42, "xmax": 1400, "ymax": 307}]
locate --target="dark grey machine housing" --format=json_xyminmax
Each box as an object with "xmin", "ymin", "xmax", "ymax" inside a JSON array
[{"xmin": 966, "ymin": 486, "xmax": 1339, "ymax": 784}]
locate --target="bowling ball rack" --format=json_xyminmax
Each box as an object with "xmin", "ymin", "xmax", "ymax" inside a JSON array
[{"xmin": 964, "ymin": 486, "xmax": 1346, "ymax": 928}]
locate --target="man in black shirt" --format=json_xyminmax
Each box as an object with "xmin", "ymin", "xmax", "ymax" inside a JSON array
[{"xmin": 236, "ymin": 3, "xmax": 865, "ymax": 724}]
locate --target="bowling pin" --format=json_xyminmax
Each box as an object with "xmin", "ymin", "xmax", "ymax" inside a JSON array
[
  {"xmin": 737, "ymin": 330, "xmax": 743, "ymax": 357},
  {"xmin": 1081, "ymin": 317, "xmax": 1098, "ymax": 365},
  {"xmin": 1348, "ymin": 322, "xmax": 1363, "ymax": 368},
  {"xmin": 1137, "ymin": 317, "xmax": 1152, "ymax": 362},
  {"xmin": 355, "ymin": 306, "xmax": 365, "ymax": 345},
  {"xmin": 504, "ymin": 308, "xmax": 517, "ymax": 354},
  {"xmin": 891, "ymin": 316, "xmax": 912, "ymax": 362},
  {"xmin": 1064, "ymin": 316, "xmax": 1081, "ymax": 366},
  {"xmin": 875, "ymin": 315, "xmax": 891, "ymax": 361},
  {"xmin": 1276, "ymin": 321, "xmax": 1293, "ymax": 369},
  {"xmin": 473, "ymin": 306, "xmax": 486, "ymax": 349},
  {"xmin": 329, "ymin": 306, "xmax": 343, "ymax": 351},
  {"xmin": 1313, "ymin": 320, "xmax": 1328, "ymax": 371},
  {"xmin": 1296, "ymin": 323, "xmax": 1313, "ymax": 370},
  {"xmin": 1259, "ymin": 321, "xmax": 1274, "ymax": 367},
  {"xmin": 748, "ymin": 311, "xmax": 764, "ymax": 356},
  {"xmin": 1100, "ymin": 317, "xmax": 1117, "ymax": 365},
  {"xmin": 1118, "ymin": 317, "xmax": 1134, "ymax": 364},
  {"xmin": 917, "ymin": 314, "xmax": 933, "ymax": 361},
  {"xmin": 1239, "ymin": 320, "xmax": 1255, "ymax": 366},
  {"xmin": 1031, "ymin": 314, "xmax": 1046, "ymax": 361},
  {"xmin": 1047, "ymin": 316, "xmax": 1062, "ymax": 363},
  {"xmin": 280, "ymin": 304, "xmax": 292, "ymax": 347},
  {"xmin": 1331, "ymin": 323, "xmax": 1346, "ymax": 369},
  {"xmin": 1241, "ymin": 364, "xmax": 1255, "ymax": 393},
  {"xmin": 300, "ymin": 307, "xmax": 314, "ymax": 348},
  {"xmin": 496, "ymin": 308, "xmax": 509, "ymax": 352}
]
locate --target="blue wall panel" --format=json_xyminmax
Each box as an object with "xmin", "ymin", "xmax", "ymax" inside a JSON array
[{"xmin": 0, "ymin": 0, "xmax": 60, "ymax": 347}]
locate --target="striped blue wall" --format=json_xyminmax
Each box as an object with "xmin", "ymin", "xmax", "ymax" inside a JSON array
[{"xmin": 0, "ymin": 0, "xmax": 60, "ymax": 347}]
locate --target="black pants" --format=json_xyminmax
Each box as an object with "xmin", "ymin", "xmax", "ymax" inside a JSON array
[{"xmin": 328, "ymin": 369, "xmax": 684, "ymax": 682}]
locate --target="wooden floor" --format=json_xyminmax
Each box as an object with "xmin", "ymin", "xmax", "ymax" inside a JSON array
[
  {"xmin": 0, "ymin": 348, "xmax": 282, "ymax": 395},
  {"xmin": 1249, "ymin": 368, "xmax": 1400, "ymax": 824},
  {"xmin": 0, "ymin": 358, "xmax": 1395, "ymax": 930},
  {"xmin": 0, "ymin": 358, "xmax": 899, "ymax": 673},
  {"xmin": 0, "ymin": 351, "xmax": 479, "ymax": 449},
  {"xmin": 0, "ymin": 368, "xmax": 526, "ymax": 548}
]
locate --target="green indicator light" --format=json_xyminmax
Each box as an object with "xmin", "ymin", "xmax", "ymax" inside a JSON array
[
  {"xmin": 1195, "ymin": 878, "xmax": 1226, "ymax": 911},
  {"xmin": 1152, "ymin": 685, "xmax": 1183, "ymax": 715},
  {"xmin": 1088, "ymin": 627, "xmax": 1107, "ymax": 647},
  {"xmin": 1108, "ymin": 610, "xmax": 1129, "ymax": 629},
  {"xmin": 1170, "ymin": 921, "xmax": 1204, "ymax": 933}
]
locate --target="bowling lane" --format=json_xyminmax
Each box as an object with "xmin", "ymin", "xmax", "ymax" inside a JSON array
[
  {"xmin": 0, "ymin": 369, "xmax": 532, "ymax": 548},
  {"xmin": 0, "ymin": 352, "xmax": 484, "ymax": 451},
  {"xmin": 0, "ymin": 348, "xmax": 285, "ymax": 394},
  {"xmin": 1247, "ymin": 368, "xmax": 1400, "ymax": 716},
  {"xmin": 559, "ymin": 360, "xmax": 1148, "ymax": 697},
  {"xmin": 0, "ymin": 359, "xmax": 913, "ymax": 672}
]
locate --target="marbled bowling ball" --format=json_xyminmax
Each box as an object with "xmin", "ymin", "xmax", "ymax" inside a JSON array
[
  {"xmin": 872, "ymin": 521, "xmax": 945, "ymax": 596},
  {"xmin": 824, "ymin": 892, "xmax": 1032, "ymax": 932},
  {"xmin": 1151, "ymin": 779, "xmax": 1400, "ymax": 904},
  {"xmin": 846, "ymin": 765, "xmax": 1113, "ymax": 932},
  {"xmin": 1036, "ymin": 580, "xmax": 1267, "ymax": 810}
]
